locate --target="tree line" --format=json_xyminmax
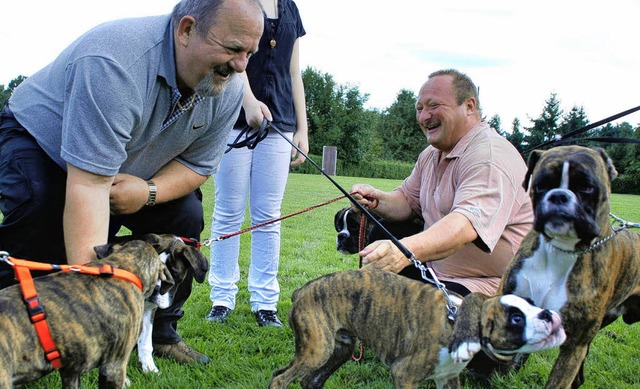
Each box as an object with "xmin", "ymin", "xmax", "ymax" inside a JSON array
[{"xmin": 2, "ymin": 69, "xmax": 639, "ymax": 193}]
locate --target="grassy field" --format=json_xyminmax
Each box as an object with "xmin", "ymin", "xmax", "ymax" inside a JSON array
[{"xmin": 14, "ymin": 173, "xmax": 640, "ymax": 388}]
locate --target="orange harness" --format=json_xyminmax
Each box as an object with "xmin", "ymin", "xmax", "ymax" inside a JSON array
[{"xmin": 4, "ymin": 256, "xmax": 142, "ymax": 369}]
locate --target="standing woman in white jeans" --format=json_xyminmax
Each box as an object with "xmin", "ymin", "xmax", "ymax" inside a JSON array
[{"xmin": 206, "ymin": 0, "xmax": 308, "ymax": 327}]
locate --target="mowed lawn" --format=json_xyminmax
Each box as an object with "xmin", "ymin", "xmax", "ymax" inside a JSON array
[{"xmin": 5, "ymin": 173, "xmax": 640, "ymax": 388}]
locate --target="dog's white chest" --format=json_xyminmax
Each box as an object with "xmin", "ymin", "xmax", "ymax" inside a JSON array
[{"xmin": 512, "ymin": 241, "xmax": 577, "ymax": 312}]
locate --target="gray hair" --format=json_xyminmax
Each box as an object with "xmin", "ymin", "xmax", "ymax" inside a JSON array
[
  {"xmin": 429, "ymin": 69, "xmax": 482, "ymax": 116},
  {"xmin": 171, "ymin": 0, "xmax": 263, "ymax": 37}
]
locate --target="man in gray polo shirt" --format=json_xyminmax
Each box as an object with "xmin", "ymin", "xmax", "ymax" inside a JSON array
[{"xmin": 0, "ymin": 0, "xmax": 263, "ymax": 364}]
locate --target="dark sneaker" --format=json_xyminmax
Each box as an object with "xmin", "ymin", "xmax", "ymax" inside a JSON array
[
  {"xmin": 153, "ymin": 341, "xmax": 210, "ymax": 364},
  {"xmin": 255, "ymin": 310, "xmax": 283, "ymax": 327},
  {"xmin": 206, "ymin": 305, "xmax": 232, "ymax": 323}
]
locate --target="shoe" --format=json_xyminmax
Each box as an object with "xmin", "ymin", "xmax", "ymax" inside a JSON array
[
  {"xmin": 206, "ymin": 305, "xmax": 232, "ymax": 323},
  {"xmin": 255, "ymin": 310, "xmax": 283, "ymax": 327},
  {"xmin": 153, "ymin": 341, "xmax": 210, "ymax": 364}
]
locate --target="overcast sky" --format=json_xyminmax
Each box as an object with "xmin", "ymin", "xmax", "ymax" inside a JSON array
[{"xmin": 2, "ymin": 0, "xmax": 639, "ymax": 130}]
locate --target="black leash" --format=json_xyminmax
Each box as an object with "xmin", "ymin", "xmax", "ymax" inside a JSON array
[
  {"xmin": 226, "ymin": 119, "xmax": 459, "ymax": 319},
  {"xmin": 226, "ymin": 119, "xmax": 414, "ymax": 259},
  {"xmin": 524, "ymin": 105, "xmax": 640, "ymax": 153}
]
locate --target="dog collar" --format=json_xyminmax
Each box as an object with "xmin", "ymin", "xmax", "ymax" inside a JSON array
[{"xmin": 551, "ymin": 229, "xmax": 621, "ymax": 256}]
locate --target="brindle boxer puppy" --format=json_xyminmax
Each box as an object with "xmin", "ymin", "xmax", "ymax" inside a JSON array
[
  {"xmin": 95, "ymin": 234, "xmax": 209, "ymax": 375},
  {"xmin": 450, "ymin": 146, "xmax": 640, "ymax": 388},
  {"xmin": 270, "ymin": 268, "xmax": 565, "ymax": 389},
  {"xmin": 0, "ymin": 237, "xmax": 172, "ymax": 388}
]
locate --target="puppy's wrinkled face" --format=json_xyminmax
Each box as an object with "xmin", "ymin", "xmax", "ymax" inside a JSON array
[
  {"xmin": 525, "ymin": 146, "xmax": 617, "ymax": 245},
  {"xmin": 481, "ymin": 294, "xmax": 565, "ymax": 360},
  {"xmin": 334, "ymin": 207, "xmax": 363, "ymax": 254}
]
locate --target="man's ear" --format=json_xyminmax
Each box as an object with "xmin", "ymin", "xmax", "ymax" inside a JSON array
[{"xmin": 176, "ymin": 15, "xmax": 196, "ymax": 47}]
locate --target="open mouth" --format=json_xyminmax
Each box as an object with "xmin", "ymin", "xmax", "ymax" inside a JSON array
[{"xmin": 425, "ymin": 120, "xmax": 441, "ymax": 131}]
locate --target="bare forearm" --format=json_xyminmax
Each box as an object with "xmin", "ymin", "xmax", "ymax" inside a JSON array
[
  {"xmin": 152, "ymin": 160, "xmax": 207, "ymax": 203},
  {"xmin": 404, "ymin": 212, "xmax": 478, "ymax": 262},
  {"xmin": 64, "ymin": 164, "xmax": 113, "ymax": 264}
]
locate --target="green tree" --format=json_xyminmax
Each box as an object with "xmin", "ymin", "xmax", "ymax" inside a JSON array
[
  {"xmin": 0, "ymin": 75, "xmax": 27, "ymax": 108},
  {"xmin": 523, "ymin": 92, "xmax": 563, "ymax": 153},
  {"xmin": 559, "ymin": 105, "xmax": 589, "ymax": 136},
  {"xmin": 377, "ymin": 89, "xmax": 423, "ymax": 162},
  {"xmin": 301, "ymin": 67, "xmax": 373, "ymax": 163}
]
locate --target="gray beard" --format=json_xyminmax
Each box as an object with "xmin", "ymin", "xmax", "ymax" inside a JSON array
[{"xmin": 195, "ymin": 71, "xmax": 230, "ymax": 97}]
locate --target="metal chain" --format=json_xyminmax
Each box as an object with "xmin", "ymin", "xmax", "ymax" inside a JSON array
[{"xmin": 408, "ymin": 255, "xmax": 458, "ymax": 321}]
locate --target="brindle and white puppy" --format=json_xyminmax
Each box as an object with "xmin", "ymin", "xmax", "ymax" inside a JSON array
[
  {"xmin": 0, "ymin": 237, "xmax": 172, "ymax": 388},
  {"xmin": 270, "ymin": 269, "xmax": 564, "ymax": 389},
  {"xmin": 451, "ymin": 146, "xmax": 640, "ymax": 388},
  {"xmin": 95, "ymin": 234, "xmax": 209, "ymax": 375}
]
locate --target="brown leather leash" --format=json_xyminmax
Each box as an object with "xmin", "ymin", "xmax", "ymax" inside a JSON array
[
  {"xmin": 351, "ymin": 212, "xmax": 370, "ymax": 362},
  {"xmin": 202, "ymin": 194, "xmax": 351, "ymax": 246},
  {"xmin": 0, "ymin": 252, "xmax": 142, "ymax": 369}
]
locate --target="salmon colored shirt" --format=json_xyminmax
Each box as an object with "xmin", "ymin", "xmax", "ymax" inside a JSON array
[{"xmin": 397, "ymin": 122, "xmax": 533, "ymax": 295}]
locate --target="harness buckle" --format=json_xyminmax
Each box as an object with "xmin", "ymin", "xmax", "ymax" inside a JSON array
[
  {"xmin": 98, "ymin": 263, "xmax": 115, "ymax": 277},
  {"xmin": 24, "ymin": 295, "xmax": 46, "ymax": 323}
]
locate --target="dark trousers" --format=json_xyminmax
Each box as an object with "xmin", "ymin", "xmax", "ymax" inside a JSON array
[{"xmin": 0, "ymin": 105, "xmax": 203, "ymax": 344}]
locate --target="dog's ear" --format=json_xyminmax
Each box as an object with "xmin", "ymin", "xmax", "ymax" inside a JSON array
[
  {"xmin": 174, "ymin": 245, "xmax": 209, "ymax": 283},
  {"xmin": 594, "ymin": 147, "xmax": 618, "ymax": 183},
  {"xmin": 159, "ymin": 263, "xmax": 175, "ymax": 295},
  {"xmin": 522, "ymin": 150, "xmax": 544, "ymax": 191},
  {"xmin": 94, "ymin": 243, "xmax": 116, "ymax": 259}
]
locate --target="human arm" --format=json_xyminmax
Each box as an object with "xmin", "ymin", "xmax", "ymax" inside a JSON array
[
  {"xmin": 350, "ymin": 183, "xmax": 414, "ymax": 222},
  {"xmin": 360, "ymin": 211, "xmax": 478, "ymax": 273},
  {"xmin": 64, "ymin": 164, "xmax": 114, "ymax": 265},
  {"xmin": 289, "ymin": 38, "xmax": 308, "ymax": 167},
  {"xmin": 239, "ymin": 71, "xmax": 272, "ymax": 129},
  {"xmin": 109, "ymin": 160, "xmax": 207, "ymax": 215}
]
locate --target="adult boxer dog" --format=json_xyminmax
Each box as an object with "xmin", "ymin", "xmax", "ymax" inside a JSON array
[
  {"xmin": 270, "ymin": 269, "xmax": 565, "ymax": 389},
  {"xmin": 334, "ymin": 206, "xmax": 423, "ymax": 255},
  {"xmin": 95, "ymin": 234, "xmax": 209, "ymax": 375},
  {"xmin": 0, "ymin": 237, "xmax": 172, "ymax": 388},
  {"xmin": 450, "ymin": 146, "xmax": 640, "ymax": 388}
]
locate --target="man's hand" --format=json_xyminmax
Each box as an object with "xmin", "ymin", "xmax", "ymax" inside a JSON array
[
  {"xmin": 110, "ymin": 174, "xmax": 149, "ymax": 215},
  {"xmin": 359, "ymin": 239, "xmax": 410, "ymax": 273}
]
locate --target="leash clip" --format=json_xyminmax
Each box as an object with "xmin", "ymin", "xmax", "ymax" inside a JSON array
[
  {"xmin": 408, "ymin": 254, "xmax": 458, "ymax": 321},
  {"xmin": 0, "ymin": 251, "xmax": 14, "ymax": 266}
]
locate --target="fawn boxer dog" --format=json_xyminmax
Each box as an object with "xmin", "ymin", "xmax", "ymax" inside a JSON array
[
  {"xmin": 270, "ymin": 269, "xmax": 565, "ymax": 389},
  {"xmin": 450, "ymin": 146, "xmax": 640, "ymax": 388},
  {"xmin": 95, "ymin": 234, "xmax": 209, "ymax": 375},
  {"xmin": 0, "ymin": 236, "xmax": 173, "ymax": 388}
]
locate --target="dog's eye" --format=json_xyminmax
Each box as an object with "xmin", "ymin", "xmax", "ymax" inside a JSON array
[
  {"xmin": 577, "ymin": 186, "xmax": 594, "ymax": 195},
  {"xmin": 509, "ymin": 312, "xmax": 524, "ymax": 327}
]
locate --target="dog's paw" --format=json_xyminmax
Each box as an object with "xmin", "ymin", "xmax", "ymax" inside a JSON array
[
  {"xmin": 450, "ymin": 340, "xmax": 482, "ymax": 363},
  {"xmin": 140, "ymin": 357, "xmax": 160, "ymax": 374}
]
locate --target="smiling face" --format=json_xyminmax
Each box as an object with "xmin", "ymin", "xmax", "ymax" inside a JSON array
[
  {"xmin": 415, "ymin": 74, "xmax": 479, "ymax": 153},
  {"xmin": 174, "ymin": 0, "xmax": 263, "ymax": 96}
]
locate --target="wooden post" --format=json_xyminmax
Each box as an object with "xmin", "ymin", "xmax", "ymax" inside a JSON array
[{"xmin": 322, "ymin": 146, "xmax": 337, "ymax": 175}]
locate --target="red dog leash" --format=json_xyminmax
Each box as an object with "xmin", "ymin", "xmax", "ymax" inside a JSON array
[{"xmin": 0, "ymin": 253, "xmax": 142, "ymax": 369}]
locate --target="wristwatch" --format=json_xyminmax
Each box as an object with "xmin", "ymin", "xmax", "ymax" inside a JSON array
[{"xmin": 145, "ymin": 180, "xmax": 157, "ymax": 207}]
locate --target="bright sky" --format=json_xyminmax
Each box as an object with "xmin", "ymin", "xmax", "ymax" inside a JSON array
[{"xmin": 2, "ymin": 0, "xmax": 639, "ymax": 130}]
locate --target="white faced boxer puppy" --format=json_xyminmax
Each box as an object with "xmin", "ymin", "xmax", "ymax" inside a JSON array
[
  {"xmin": 270, "ymin": 268, "xmax": 564, "ymax": 389},
  {"xmin": 450, "ymin": 145, "xmax": 640, "ymax": 388}
]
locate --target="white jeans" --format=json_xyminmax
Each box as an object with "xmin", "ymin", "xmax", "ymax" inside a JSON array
[{"xmin": 208, "ymin": 128, "xmax": 293, "ymax": 312}]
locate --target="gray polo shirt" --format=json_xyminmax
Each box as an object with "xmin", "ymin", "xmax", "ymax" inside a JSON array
[{"xmin": 9, "ymin": 15, "xmax": 242, "ymax": 179}]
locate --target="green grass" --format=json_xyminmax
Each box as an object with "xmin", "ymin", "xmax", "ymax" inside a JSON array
[{"xmin": 10, "ymin": 174, "xmax": 640, "ymax": 388}]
